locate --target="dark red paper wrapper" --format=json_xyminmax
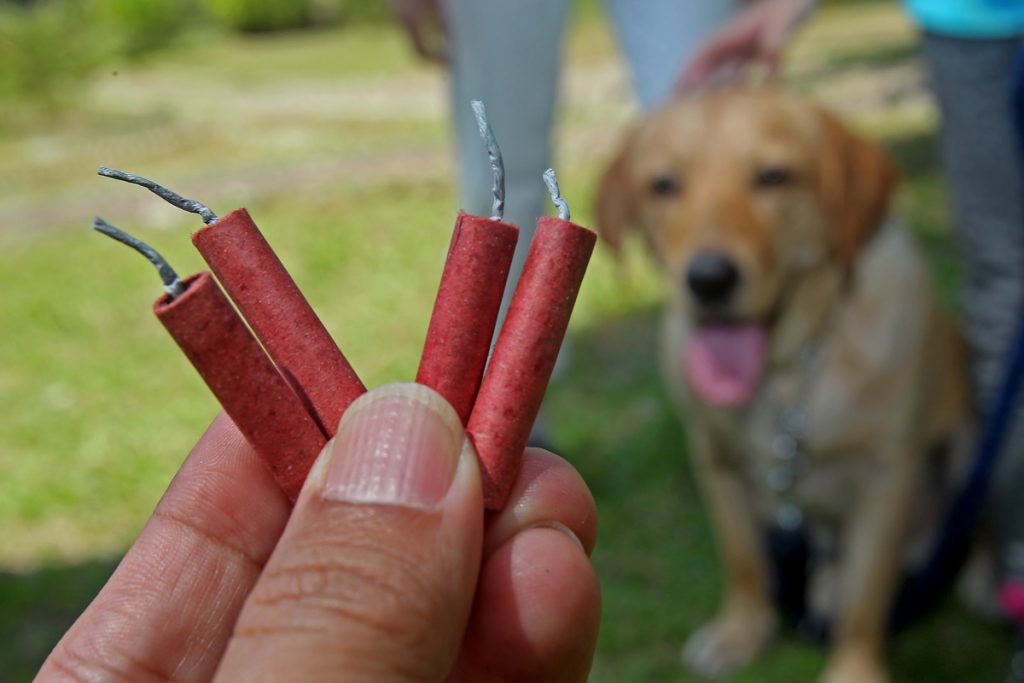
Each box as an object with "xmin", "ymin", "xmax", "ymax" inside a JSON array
[
  {"xmin": 467, "ymin": 216, "xmax": 597, "ymax": 510},
  {"xmin": 193, "ymin": 208, "xmax": 365, "ymax": 436},
  {"xmin": 417, "ymin": 212, "xmax": 519, "ymax": 424},
  {"xmin": 155, "ymin": 272, "xmax": 326, "ymax": 501}
]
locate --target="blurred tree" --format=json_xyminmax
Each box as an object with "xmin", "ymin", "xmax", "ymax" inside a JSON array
[
  {"xmin": 89, "ymin": 0, "xmax": 199, "ymax": 58},
  {"xmin": 310, "ymin": 0, "xmax": 391, "ymax": 25},
  {"xmin": 0, "ymin": 1, "xmax": 101, "ymax": 109},
  {"xmin": 0, "ymin": 0, "xmax": 200, "ymax": 124},
  {"xmin": 201, "ymin": 0, "xmax": 311, "ymax": 32}
]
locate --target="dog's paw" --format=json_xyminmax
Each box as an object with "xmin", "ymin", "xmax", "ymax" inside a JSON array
[
  {"xmin": 819, "ymin": 654, "xmax": 889, "ymax": 683},
  {"xmin": 681, "ymin": 611, "xmax": 776, "ymax": 679}
]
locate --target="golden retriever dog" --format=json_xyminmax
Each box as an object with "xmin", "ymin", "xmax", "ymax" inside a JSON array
[{"xmin": 597, "ymin": 89, "xmax": 973, "ymax": 683}]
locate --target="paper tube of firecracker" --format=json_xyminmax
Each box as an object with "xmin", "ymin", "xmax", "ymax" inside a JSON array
[
  {"xmin": 192, "ymin": 207, "xmax": 366, "ymax": 435},
  {"xmin": 416, "ymin": 101, "xmax": 519, "ymax": 424},
  {"xmin": 417, "ymin": 212, "xmax": 518, "ymax": 424}
]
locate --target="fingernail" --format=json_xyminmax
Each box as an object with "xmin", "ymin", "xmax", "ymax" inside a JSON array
[
  {"xmin": 529, "ymin": 520, "xmax": 587, "ymax": 555},
  {"xmin": 324, "ymin": 383, "xmax": 463, "ymax": 509}
]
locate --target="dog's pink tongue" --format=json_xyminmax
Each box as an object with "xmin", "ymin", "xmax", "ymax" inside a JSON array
[{"xmin": 685, "ymin": 324, "xmax": 767, "ymax": 406}]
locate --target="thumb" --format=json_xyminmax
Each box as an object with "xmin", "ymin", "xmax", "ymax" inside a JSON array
[{"xmin": 214, "ymin": 383, "xmax": 484, "ymax": 683}]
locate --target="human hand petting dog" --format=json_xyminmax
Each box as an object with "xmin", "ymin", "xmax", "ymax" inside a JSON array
[
  {"xmin": 677, "ymin": 0, "xmax": 819, "ymax": 91},
  {"xmin": 36, "ymin": 383, "xmax": 600, "ymax": 682}
]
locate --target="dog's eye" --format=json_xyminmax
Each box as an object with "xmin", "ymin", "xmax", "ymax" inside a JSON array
[
  {"xmin": 650, "ymin": 173, "xmax": 682, "ymax": 197},
  {"xmin": 755, "ymin": 166, "xmax": 793, "ymax": 189}
]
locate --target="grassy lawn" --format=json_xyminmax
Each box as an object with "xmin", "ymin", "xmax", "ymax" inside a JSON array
[{"xmin": 0, "ymin": 1, "xmax": 1013, "ymax": 680}]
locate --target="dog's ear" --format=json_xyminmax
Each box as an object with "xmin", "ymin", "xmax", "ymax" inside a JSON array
[
  {"xmin": 596, "ymin": 126, "xmax": 641, "ymax": 254},
  {"xmin": 817, "ymin": 109, "xmax": 899, "ymax": 268}
]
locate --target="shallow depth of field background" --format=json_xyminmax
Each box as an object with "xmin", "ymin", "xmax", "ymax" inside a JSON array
[{"xmin": 0, "ymin": 0, "xmax": 1013, "ymax": 680}]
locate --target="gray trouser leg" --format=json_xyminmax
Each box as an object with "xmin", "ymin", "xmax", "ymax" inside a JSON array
[
  {"xmin": 440, "ymin": 0, "xmax": 572, "ymax": 326},
  {"xmin": 922, "ymin": 32, "xmax": 1024, "ymax": 577}
]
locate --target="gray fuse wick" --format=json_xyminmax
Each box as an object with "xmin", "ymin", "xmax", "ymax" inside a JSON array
[
  {"xmin": 543, "ymin": 168, "xmax": 571, "ymax": 221},
  {"xmin": 98, "ymin": 166, "xmax": 219, "ymax": 225},
  {"xmin": 93, "ymin": 216, "xmax": 187, "ymax": 299},
  {"xmin": 470, "ymin": 100, "xmax": 506, "ymax": 222}
]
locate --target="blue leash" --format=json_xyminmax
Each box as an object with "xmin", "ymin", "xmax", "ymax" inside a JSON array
[{"xmin": 891, "ymin": 301, "xmax": 1024, "ymax": 628}]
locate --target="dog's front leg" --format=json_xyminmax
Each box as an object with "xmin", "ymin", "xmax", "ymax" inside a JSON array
[
  {"xmin": 683, "ymin": 429, "xmax": 777, "ymax": 679},
  {"xmin": 822, "ymin": 457, "xmax": 917, "ymax": 683}
]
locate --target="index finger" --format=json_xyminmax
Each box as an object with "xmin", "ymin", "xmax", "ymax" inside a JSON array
[
  {"xmin": 404, "ymin": 16, "xmax": 449, "ymax": 65},
  {"xmin": 678, "ymin": 29, "xmax": 759, "ymax": 93},
  {"xmin": 36, "ymin": 412, "xmax": 291, "ymax": 683},
  {"xmin": 396, "ymin": 2, "xmax": 449, "ymax": 65}
]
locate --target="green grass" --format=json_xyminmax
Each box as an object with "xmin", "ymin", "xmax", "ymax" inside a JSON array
[{"xmin": 0, "ymin": 1, "xmax": 1013, "ymax": 681}]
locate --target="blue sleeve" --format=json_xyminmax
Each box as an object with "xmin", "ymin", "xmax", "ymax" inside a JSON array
[{"xmin": 904, "ymin": 0, "xmax": 1024, "ymax": 38}]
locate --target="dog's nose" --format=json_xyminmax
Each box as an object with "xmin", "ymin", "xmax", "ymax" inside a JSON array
[{"xmin": 686, "ymin": 251, "xmax": 740, "ymax": 305}]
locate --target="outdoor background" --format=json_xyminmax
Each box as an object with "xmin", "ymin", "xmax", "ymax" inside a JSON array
[{"xmin": 0, "ymin": 0, "xmax": 1014, "ymax": 680}]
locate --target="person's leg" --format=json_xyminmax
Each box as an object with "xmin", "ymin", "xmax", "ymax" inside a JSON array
[
  {"xmin": 604, "ymin": 0, "xmax": 737, "ymax": 110},
  {"xmin": 441, "ymin": 0, "xmax": 572, "ymax": 321},
  {"xmin": 439, "ymin": 0, "xmax": 572, "ymax": 446},
  {"xmin": 921, "ymin": 32, "xmax": 1024, "ymax": 581}
]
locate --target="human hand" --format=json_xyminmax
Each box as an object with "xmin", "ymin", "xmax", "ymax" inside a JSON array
[
  {"xmin": 392, "ymin": 0, "xmax": 448, "ymax": 65},
  {"xmin": 37, "ymin": 383, "xmax": 600, "ymax": 682},
  {"xmin": 676, "ymin": 0, "xmax": 819, "ymax": 92}
]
